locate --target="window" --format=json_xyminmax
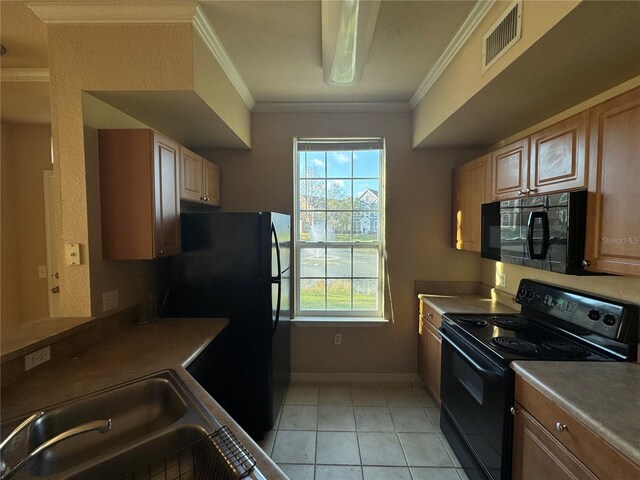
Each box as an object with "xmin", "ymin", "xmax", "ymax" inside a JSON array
[{"xmin": 294, "ymin": 138, "xmax": 385, "ymax": 318}]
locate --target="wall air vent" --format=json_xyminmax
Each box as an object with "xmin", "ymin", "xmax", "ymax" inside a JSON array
[{"xmin": 482, "ymin": 0, "xmax": 522, "ymax": 73}]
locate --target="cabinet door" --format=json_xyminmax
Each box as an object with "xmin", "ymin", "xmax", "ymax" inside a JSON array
[
  {"xmin": 424, "ymin": 321, "xmax": 441, "ymax": 404},
  {"xmin": 529, "ymin": 112, "xmax": 588, "ymax": 195},
  {"xmin": 512, "ymin": 404, "xmax": 598, "ymax": 480},
  {"xmin": 203, "ymin": 160, "xmax": 221, "ymax": 206},
  {"xmin": 418, "ymin": 315, "xmax": 427, "ymax": 385},
  {"xmin": 452, "ymin": 155, "xmax": 489, "ymax": 252},
  {"xmin": 491, "ymin": 138, "xmax": 529, "ymax": 200},
  {"xmin": 153, "ymin": 132, "xmax": 181, "ymax": 258},
  {"xmin": 180, "ymin": 146, "xmax": 203, "ymax": 202},
  {"xmin": 584, "ymin": 87, "xmax": 640, "ymax": 276}
]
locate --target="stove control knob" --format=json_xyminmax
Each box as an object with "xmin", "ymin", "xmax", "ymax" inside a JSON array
[
  {"xmin": 526, "ymin": 289, "xmax": 535, "ymax": 300},
  {"xmin": 603, "ymin": 314, "xmax": 616, "ymax": 326},
  {"xmin": 518, "ymin": 287, "xmax": 527, "ymax": 298},
  {"xmin": 587, "ymin": 309, "xmax": 601, "ymax": 321}
]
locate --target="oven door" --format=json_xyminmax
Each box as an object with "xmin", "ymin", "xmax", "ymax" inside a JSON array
[{"xmin": 440, "ymin": 328, "xmax": 513, "ymax": 480}]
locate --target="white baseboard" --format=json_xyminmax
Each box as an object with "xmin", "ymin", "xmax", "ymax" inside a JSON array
[{"xmin": 290, "ymin": 372, "xmax": 422, "ymax": 384}]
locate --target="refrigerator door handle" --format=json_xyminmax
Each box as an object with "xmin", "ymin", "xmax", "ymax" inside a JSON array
[{"xmin": 271, "ymin": 223, "xmax": 282, "ymax": 334}]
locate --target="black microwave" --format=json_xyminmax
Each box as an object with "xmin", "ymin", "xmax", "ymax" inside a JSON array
[{"xmin": 481, "ymin": 190, "xmax": 588, "ymax": 274}]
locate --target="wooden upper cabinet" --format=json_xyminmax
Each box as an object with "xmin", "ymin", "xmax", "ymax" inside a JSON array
[
  {"xmin": 452, "ymin": 154, "xmax": 490, "ymax": 252},
  {"xmin": 203, "ymin": 160, "xmax": 221, "ymax": 206},
  {"xmin": 180, "ymin": 146, "xmax": 203, "ymax": 202},
  {"xmin": 99, "ymin": 129, "xmax": 180, "ymax": 260},
  {"xmin": 179, "ymin": 146, "xmax": 221, "ymax": 207},
  {"xmin": 491, "ymin": 138, "xmax": 529, "ymax": 200},
  {"xmin": 584, "ymin": 87, "xmax": 640, "ymax": 276},
  {"xmin": 529, "ymin": 111, "xmax": 588, "ymax": 195},
  {"xmin": 153, "ymin": 133, "xmax": 181, "ymax": 258}
]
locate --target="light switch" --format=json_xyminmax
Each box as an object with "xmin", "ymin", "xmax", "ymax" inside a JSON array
[{"xmin": 65, "ymin": 243, "xmax": 81, "ymax": 265}]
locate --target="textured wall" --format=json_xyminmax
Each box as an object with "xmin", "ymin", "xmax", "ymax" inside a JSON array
[
  {"xmin": 1, "ymin": 123, "xmax": 52, "ymax": 327},
  {"xmin": 47, "ymin": 23, "xmax": 194, "ymax": 316},
  {"xmin": 199, "ymin": 111, "xmax": 483, "ymax": 375}
]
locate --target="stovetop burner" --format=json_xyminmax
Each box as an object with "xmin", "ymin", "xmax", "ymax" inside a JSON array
[
  {"xmin": 490, "ymin": 316, "xmax": 529, "ymax": 330},
  {"xmin": 491, "ymin": 336, "xmax": 538, "ymax": 354},
  {"xmin": 455, "ymin": 316, "xmax": 488, "ymax": 328},
  {"xmin": 541, "ymin": 340, "xmax": 590, "ymax": 359}
]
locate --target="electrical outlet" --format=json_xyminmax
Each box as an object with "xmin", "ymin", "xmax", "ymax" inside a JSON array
[
  {"xmin": 499, "ymin": 274, "xmax": 507, "ymax": 288},
  {"xmin": 25, "ymin": 346, "xmax": 51, "ymax": 371},
  {"xmin": 334, "ymin": 333, "xmax": 342, "ymax": 345},
  {"xmin": 102, "ymin": 290, "xmax": 119, "ymax": 312},
  {"xmin": 38, "ymin": 265, "xmax": 47, "ymax": 278}
]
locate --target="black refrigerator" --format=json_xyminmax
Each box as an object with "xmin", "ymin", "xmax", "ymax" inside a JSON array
[{"xmin": 165, "ymin": 212, "xmax": 291, "ymax": 440}]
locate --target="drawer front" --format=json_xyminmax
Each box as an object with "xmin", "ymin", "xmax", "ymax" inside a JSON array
[
  {"xmin": 515, "ymin": 375, "xmax": 640, "ymax": 480},
  {"xmin": 421, "ymin": 302, "xmax": 442, "ymax": 329}
]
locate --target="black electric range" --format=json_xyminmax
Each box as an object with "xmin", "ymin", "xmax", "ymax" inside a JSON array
[{"xmin": 439, "ymin": 279, "xmax": 638, "ymax": 480}]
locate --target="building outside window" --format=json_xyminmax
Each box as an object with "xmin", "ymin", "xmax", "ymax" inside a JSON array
[{"xmin": 294, "ymin": 138, "xmax": 385, "ymax": 318}]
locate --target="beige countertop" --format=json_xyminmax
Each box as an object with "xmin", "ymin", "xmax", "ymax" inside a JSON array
[
  {"xmin": 512, "ymin": 361, "xmax": 640, "ymax": 468},
  {"xmin": 0, "ymin": 317, "xmax": 288, "ymax": 480},
  {"xmin": 418, "ymin": 293, "xmax": 518, "ymax": 316}
]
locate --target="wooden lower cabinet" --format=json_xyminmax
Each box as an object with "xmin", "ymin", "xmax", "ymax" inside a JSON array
[
  {"xmin": 512, "ymin": 403, "xmax": 598, "ymax": 480},
  {"xmin": 418, "ymin": 303, "xmax": 442, "ymax": 405},
  {"xmin": 514, "ymin": 375, "xmax": 640, "ymax": 480}
]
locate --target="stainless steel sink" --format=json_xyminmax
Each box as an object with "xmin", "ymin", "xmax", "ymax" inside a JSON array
[
  {"xmin": 0, "ymin": 370, "xmax": 245, "ymax": 480},
  {"xmin": 25, "ymin": 374, "xmax": 188, "ymax": 476}
]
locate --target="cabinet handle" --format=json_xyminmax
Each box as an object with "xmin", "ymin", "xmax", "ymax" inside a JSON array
[
  {"xmin": 556, "ymin": 422, "xmax": 568, "ymax": 432},
  {"xmin": 517, "ymin": 190, "xmax": 525, "ymax": 196},
  {"xmin": 510, "ymin": 407, "xmax": 517, "ymax": 416},
  {"xmin": 427, "ymin": 313, "xmax": 433, "ymax": 319},
  {"xmin": 526, "ymin": 188, "xmax": 537, "ymax": 194},
  {"xmin": 157, "ymin": 249, "xmax": 164, "ymax": 256},
  {"xmin": 200, "ymin": 196, "xmax": 205, "ymax": 201},
  {"xmin": 582, "ymin": 259, "xmax": 591, "ymax": 267}
]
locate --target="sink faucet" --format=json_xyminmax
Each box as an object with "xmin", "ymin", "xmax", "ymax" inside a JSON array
[{"xmin": 0, "ymin": 418, "xmax": 112, "ymax": 480}]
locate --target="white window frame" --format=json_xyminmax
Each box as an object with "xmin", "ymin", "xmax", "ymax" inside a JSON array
[{"xmin": 293, "ymin": 137, "xmax": 386, "ymax": 319}]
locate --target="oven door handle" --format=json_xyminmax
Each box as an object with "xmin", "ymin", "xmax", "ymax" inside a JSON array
[
  {"xmin": 440, "ymin": 330, "xmax": 504, "ymax": 382},
  {"xmin": 527, "ymin": 211, "xmax": 550, "ymax": 260}
]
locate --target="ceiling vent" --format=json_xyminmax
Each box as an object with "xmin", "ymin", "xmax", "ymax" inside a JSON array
[{"xmin": 482, "ymin": 0, "xmax": 522, "ymax": 73}]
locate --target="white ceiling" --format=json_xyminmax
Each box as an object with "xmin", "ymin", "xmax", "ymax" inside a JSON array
[
  {"xmin": 199, "ymin": 0, "xmax": 476, "ymax": 104},
  {"xmin": 1, "ymin": 0, "xmax": 478, "ymax": 124}
]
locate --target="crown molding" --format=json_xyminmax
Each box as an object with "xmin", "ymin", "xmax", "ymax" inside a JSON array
[
  {"xmin": 192, "ymin": 5, "xmax": 255, "ymax": 110},
  {"xmin": 409, "ymin": 0, "xmax": 496, "ymax": 109},
  {"xmin": 27, "ymin": 1, "xmax": 197, "ymax": 24},
  {"xmin": 253, "ymin": 102, "xmax": 411, "ymax": 113},
  {"xmin": 1, "ymin": 68, "xmax": 50, "ymax": 82}
]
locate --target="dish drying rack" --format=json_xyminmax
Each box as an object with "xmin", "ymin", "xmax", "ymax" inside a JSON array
[{"xmin": 119, "ymin": 426, "xmax": 256, "ymax": 480}]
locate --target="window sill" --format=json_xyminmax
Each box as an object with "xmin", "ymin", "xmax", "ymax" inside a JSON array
[{"xmin": 292, "ymin": 316, "xmax": 389, "ymax": 327}]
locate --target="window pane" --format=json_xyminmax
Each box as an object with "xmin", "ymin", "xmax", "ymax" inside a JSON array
[
  {"xmin": 300, "ymin": 279, "xmax": 326, "ymax": 310},
  {"xmin": 353, "ymin": 279, "xmax": 378, "ymax": 310},
  {"xmin": 327, "ymin": 248, "xmax": 351, "ymax": 277},
  {"xmin": 300, "ymin": 179, "xmax": 326, "ymax": 209},
  {"xmin": 300, "ymin": 248, "xmax": 326, "ymax": 278},
  {"xmin": 353, "ymin": 213, "xmax": 378, "ymax": 242},
  {"xmin": 354, "ymin": 180, "xmax": 379, "ymax": 210},
  {"xmin": 327, "ymin": 211, "xmax": 352, "ymax": 242},
  {"xmin": 327, "ymin": 151, "xmax": 352, "ymax": 178},
  {"xmin": 353, "ymin": 150, "xmax": 379, "ymax": 178},
  {"xmin": 301, "ymin": 152, "xmax": 325, "ymax": 178},
  {"xmin": 299, "ymin": 212, "xmax": 326, "ymax": 242},
  {"xmin": 353, "ymin": 249, "xmax": 378, "ymax": 277},
  {"xmin": 327, "ymin": 179, "xmax": 352, "ymax": 210},
  {"xmin": 327, "ymin": 279, "xmax": 352, "ymax": 310}
]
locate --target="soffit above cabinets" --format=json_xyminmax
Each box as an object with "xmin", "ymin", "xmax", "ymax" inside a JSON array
[
  {"xmin": 415, "ymin": 0, "xmax": 640, "ymax": 149},
  {"xmin": 88, "ymin": 91, "xmax": 249, "ymax": 149}
]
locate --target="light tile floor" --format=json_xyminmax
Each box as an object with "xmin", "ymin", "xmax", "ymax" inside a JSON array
[{"xmin": 258, "ymin": 382, "xmax": 469, "ymax": 480}]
